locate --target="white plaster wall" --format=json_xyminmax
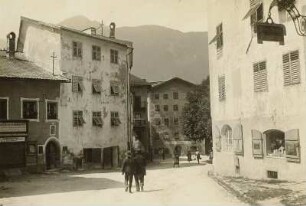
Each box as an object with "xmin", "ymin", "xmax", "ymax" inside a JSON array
[{"xmin": 209, "ymin": 0, "xmax": 306, "ymax": 180}]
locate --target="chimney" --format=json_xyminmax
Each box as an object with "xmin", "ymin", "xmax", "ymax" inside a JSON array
[
  {"xmin": 90, "ymin": 27, "xmax": 96, "ymax": 35},
  {"xmin": 109, "ymin": 22, "xmax": 116, "ymax": 38},
  {"xmin": 7, "ymin": 32, "xmax": 16, "ymax": 58}
]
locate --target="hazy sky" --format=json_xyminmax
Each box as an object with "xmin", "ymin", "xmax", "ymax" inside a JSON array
[{"xmin": 0, "ymin": 0, "xmax": 207, "ymax": 38}]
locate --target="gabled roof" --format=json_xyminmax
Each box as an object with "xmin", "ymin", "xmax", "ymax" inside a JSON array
[
  {"xmin": 151, "ymin": 77, "xmax": 196, "ymax": 89},
  {"xmin": 20, "ymin": 16, "xmax": 133, "ymax": 48},
  {"xmin": 0, "ymin": 56, "xmax": 69, "ymax": 82},
  {"xmin": 130, "ymin": 74, "xmax": 151, "ymax": 87}
]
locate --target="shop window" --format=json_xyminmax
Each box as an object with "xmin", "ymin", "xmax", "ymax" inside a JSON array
[
  {"xmin": 252, "ymin": 129, "xmax": 263, "ymax": 158},
  {"xmin": 92, "ymin": 111, "xmax": 103, "ymax": 127},
  {"xmin": 47, "ymin": 101, "xmax": 58, "ymax": 120},
  {"xmin": 221, "ymin": 125, "xmax": 232, "ymax": 152},
  {"xmin": 110, "ymin": 49, "xmax": 119, "ymax": 64},
  {"xmin": 155, "ymin": 105, "xmax": 160, "ymax": 112},
  {"xmin": 264, "ymin": 130, "xmax": 285, "ymax": 158},
  {"xmin": 72, "ymin": 41, "xmax": 82, "ymax": 58},
  {"xmin": 111, "ymin": 111, "xmax": 121, "ymax": 126},
  {"xmin": 73, "ymin": 111, "xmax": 85, "ymax": 127},
  {"xmin": 283, "ymin": 50, "xmax": 300, "ymax": 86},
  {"xmin": 0, "ymin": 98, "xmax": 8, "ymax": 120},
  {"xmin": 285, "ymin": 129, "xmax": 300, "ymax": 163},
  {"xmin": 22, "ymin": 99, "xmax": 38, "ymax": 120},
  {"xmin": 72, "ymin": 76, "xmax": 84, "ymax": 93},
  {"xmin": 92, "ymin": 79, "xmax": 102, "ymax": 94},
  {"xmin": 92, "ymin": 45, "xmax": 101, "ymax": 61},
  {"xmin": 253, "ymin": 61, "xmax": 268, "ymax": 92}
]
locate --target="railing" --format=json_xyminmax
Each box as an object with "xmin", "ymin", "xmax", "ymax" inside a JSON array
[{"xmin": 133, "ymin": 119, "xmax": 147, "ymax": 127}]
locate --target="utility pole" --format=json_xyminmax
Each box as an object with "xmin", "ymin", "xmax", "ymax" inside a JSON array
[
  {"xmin": 126, "ymin": 49, "xmax": 133, "ymax": 151},
  {"xmin": 51, "ymin": 52, "xmax": 57, "ymax": 75}
]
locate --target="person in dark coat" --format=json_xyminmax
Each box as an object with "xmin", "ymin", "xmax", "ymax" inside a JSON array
[
  {"xmin": 187, "ymin": 150, "xmax": 192, "ymax": 162},
  {"xmin": 121, "ymin": 151, "xmax": 135, "ymax": 193},
  {"xmin": 134, "ymin": 150, "xmax": 146, "ymax": 192}
]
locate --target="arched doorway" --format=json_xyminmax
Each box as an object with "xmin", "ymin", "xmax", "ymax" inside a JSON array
[{"xmin": 45, "ymin": 140, "xmax": 60, "ymax": 170}]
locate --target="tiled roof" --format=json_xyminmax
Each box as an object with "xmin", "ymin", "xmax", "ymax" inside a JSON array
[
  {"xmin": 0, "ymin": 56, "xmax": 69, "ymax": 82},
  {"xmin": 130, "ymin": 74, "xmax": 151, "ymax": 86},
  {"xmin": 20, "ymin": 17, "xmax": 133, "ymax": 48}
]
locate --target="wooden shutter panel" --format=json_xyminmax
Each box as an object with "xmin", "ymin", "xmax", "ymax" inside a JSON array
[
  {"xmin": 283, "ymin": 53, "xmax": 291, "ymax": 86},
  {"xmin": 252, "ymin": 129, "xmax": 263, "ymax": 158},
  {"xmin": 254, "ymin": 61, "xmax": 267, "ymax": 92},
  {"xmin": 218, "ymin": 76, "xmax": 225, "ymax": 101},
  {"xmin": 290, "ymin": 51, "xmax": 300, "ymax": 84},
  {"xmin": 285, "ymin": 129, "xmax": 300, "ymax": 163},
  {"xmin": 234, "ymin": 125, "xmax": 244, "ymax": 156},
  {"xmin": 213, "ymin": 126, "xmax": 222, "ymax": 152}
]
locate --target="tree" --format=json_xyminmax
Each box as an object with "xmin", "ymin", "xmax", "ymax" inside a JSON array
[{"xmin": 182, "ymin": 76, "xmax": 212, "ymax": 153}]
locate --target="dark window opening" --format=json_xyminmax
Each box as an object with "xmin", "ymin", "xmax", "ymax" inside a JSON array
[
  {"xmin": 23, "ymin": 100, "xmax": 38, "ymax": 119},
  {"xmin": 47, "ymin": 102, "xmax": 58, "ymax": 120},
  {"xmin": 73, "ymin": 111, "xmax": 85, "ymax": 127},
  {"xmin": 0, "ymin": 99, "xmax": 8, "ymax": 120},
  {"xmin": 110, "ymin": 49, "xmax": 118, "ymax": 64},
  {"xmin": 92, "ymin": 45, "xmax": 101, "ymax": 61}
]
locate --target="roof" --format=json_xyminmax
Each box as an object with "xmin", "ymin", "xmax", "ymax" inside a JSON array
[
  {"xmin": 0, "ymin": 56, "xmax": 69, "ymax": 82},
  {"xmin": 20, "ymin": 16, "xmax": 133, "ymax": 48},
  {"xmin": 151, "ymin": 77, "xmax": 196, "ymax": 89},
  {"xmin": 130, "ymin": 74, "xmax": 151, "ymax": 87}
]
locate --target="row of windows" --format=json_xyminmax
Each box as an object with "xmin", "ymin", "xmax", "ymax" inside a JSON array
[
  {"xmin": 72, "ymin": 41, "xmax": 119, "ymax": 64},
  {"xmin": 154, "ymin": 117, "xmax": 179, "ymax": 127},
  {"xmin": 73, "ymin": 111, "xmax": 120, "ymax": 127},
  {"xmin": 155, "ymin": 104, "xmax": 179, "ymax": 112},
  {"xmin": 154, "ymin": 92, "xmax": 179, "ymax": 100},
  {"xmin": 218, "ymin": 50, "xmax": 300, "ymax": 101},
  {"xmin": 0, "ymin": 98, "xmax": 58, "ymax": 121},
  {"xmin": 72, "ymin": 76, "xmax": 120, "ymax": 96}
]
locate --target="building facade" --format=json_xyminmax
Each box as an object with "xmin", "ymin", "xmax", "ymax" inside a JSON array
[
  {"xmin": 0, "ymin": 39, "xmax": 68, "ymax": 172},
  {"xmin": 130, "ymin": 74, "xmax": 151, "ymax": 157},
  {"xmin": 209, "ymin": 0, "xmax": 306, "ymax": 180},
  {"xmin": 149, "ymin": 77, "xmax": 201, "ymax": 158},
  {"xmin": 17, "ymin": 17, "xmax": 133, "ymax": 168}
]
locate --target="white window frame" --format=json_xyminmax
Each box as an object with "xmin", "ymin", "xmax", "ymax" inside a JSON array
[
  {"xmin": 45, "ymin": 100, "xmax": 59, "ymax": 122},
  {"xmin": 21, "ymin": 97, "xmax": 39, "ymax": 122},
  {"xmin": 0, "ymin": 97, "xmax": 9, "ymax": 120}
]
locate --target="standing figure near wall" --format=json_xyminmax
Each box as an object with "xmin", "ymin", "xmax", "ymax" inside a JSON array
[
  {"xmin": 121, "ymin": 151, "xmax": 135, "ymax": 193},
  {"xmin": 134, "ymin": 150, "xmax": 147, "ymax": 192}
]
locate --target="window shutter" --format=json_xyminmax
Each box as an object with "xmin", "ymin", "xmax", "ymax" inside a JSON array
[
  {"xmin": 285, "ymin": 129, "xmax": 300, "ymax": 163},
  {"xmin": 234, "ymin": 124, "xmax": 244, "ymax": 156},
  {"xmin": 243, "ymin": 0, "xmax": 262, "ymax": 20},
  {"xmin": 254, "ymin": 61, "xmax": 267, "ymax": 92},
  {"xmin": 213, "ymin": 126, "xmax": 221, "ymax": 152},
  {"xmin": 283, "ymin": 53, "xmax": 291, "ymax": 86},
  {"xmin": 252, "ymin": 129, "xmax": 263, "ymax": 158},
  {"xmin": 218, "ymin": 75, "xmax": 225, "ymax": 101},
  {"xmin": 290, "ymin": 51, "xmax": 300, "ymax": 84}
]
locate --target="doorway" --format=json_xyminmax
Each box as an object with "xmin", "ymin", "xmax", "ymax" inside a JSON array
[{"xmin": 46, "ymin": 140, "xmax": 60, "ymax": 170}]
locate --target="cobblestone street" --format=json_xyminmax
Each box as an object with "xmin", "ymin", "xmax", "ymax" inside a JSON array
[{"xmin": 0, "ymin": 157, "xmax": 244, "ymax": 206}]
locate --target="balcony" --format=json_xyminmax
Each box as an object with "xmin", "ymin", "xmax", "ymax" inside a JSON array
[{"xmin": 133, "ymin": 119, "xmax": 147, "ymax": 127}]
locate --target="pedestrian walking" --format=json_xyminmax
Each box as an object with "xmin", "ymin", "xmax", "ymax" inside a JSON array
[
  {"xmin": 134, "ymin": 150, "xmax": 146, "ymax": 192},
  {"xmin": 173, "ymin": 148, "xmax": 180, "ymax": 168},
  {"xmin": 121, "ymin": 151, "xmax": 135, "ymax": 193},
  {"xmin": 187, "ymin": 150, "xmax": 192, "ymax": 162},
  {"xmin": 195, "ymin": 149, "xmax": 201, "ymax": 164}
]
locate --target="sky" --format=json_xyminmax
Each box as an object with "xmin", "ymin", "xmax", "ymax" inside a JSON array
[{"xmin": 0, "ymin": 0, "xmax": 208, "ymax": 38}]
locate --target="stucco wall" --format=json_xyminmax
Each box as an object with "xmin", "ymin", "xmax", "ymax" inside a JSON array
[{"xmin": 208, "ymin": 0, "xmax": 306, "ymax": 180}]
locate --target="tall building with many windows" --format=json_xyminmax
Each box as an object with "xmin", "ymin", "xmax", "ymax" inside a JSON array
[
  {"xmin": 17, "ymin": 17, "xmax": 133, "ymax": 168},
  {"xmin": 209, "ymin": 0, "xmax": 306, "ymax": 180}
]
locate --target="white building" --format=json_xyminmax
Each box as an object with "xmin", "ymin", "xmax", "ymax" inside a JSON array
[
  {"xmin": 17, "ymin": 17, "xmax": 133, "ymax": 168},
  {"xmin": 209, "ymin": 0, "xmax": 306, "ymax": 180}
]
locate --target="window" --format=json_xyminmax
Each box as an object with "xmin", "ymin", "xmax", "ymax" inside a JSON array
[
  {"xmin": 163, "ymin": 93, "xmax": 168, "ymax": 100},
  {"xmin": 110, "ymin": 82, "xmax": 120, "ymax": 96},
  {"xmin": 154, "ymin": 93, "xmax": 159, "ymax": 100},
  {"xmin": 47, "ymin": 101, "xmax": 58, "ymax": 120},
  {"xmin": 164, "ymin": 118, "xmax": 169, "ymax": 127},
  {"xmin": 221, "ymin": 125, "xmax": 232, "ymax": 152},
  {"xmin": 173, "ymin": 117, "xmax": 179, "ymax": 126},
  {"xmin": 218, "ymin": 75, "xmax": 226, "ymax": 101},
  {"xmin": 0, "ymin": 98, "xmax": 8, "ymax": 120},
  {"xmin": 92, "ymin": 45, "xmax": 101, "ymax": 61},
  {"xmin": 155, "ymin": 105, "xmax": 160, "ymax": 112},
  {"xmin": 243, "ymin": 1, "xmax": 264, "ymax": 32},
  {"xmin": 252, "ymin": 130, "xmax": 263, "ymax": 158},
  {"xmin": 265, "ymin": 130, "xmax": 285, "ymax": 158},
  {"xmin": 155, "ymin": 118, "xmax": 161, "ymax": 126},
  {"xmin": 253, "ymin": 61, "xmax": 268, "ymax": 92},
  {"xmin": 92, "ymin": 79, "xmax": 102, "ymax": 94},
  {"xmin": 173, "ymin": 105, "xmax": 178, "ymax": 111},
  {"xmin": 133, "ymin": 96, "xmax": 141, "ymax": 110},
  {"xmin": 216, "ymin": 23, "xmax": 223, "ymax": 49},
  {"xmin": 72, "ymin": 41, "xmax": 82, "ymax": 58},
  {"xmin": 283, "ymin": 50, "xmax": 300, "ymax": 86},
  {"xmin": 50, "ymin": 125, "xmax": 56, "ymax": 136},
  {"xmin": 22, "ymin": 99, "xmax": 38, "ymax": 120},
  {"xmin": 92, "ymin": 112, "xmax": 103, "ymax": 127},
  {"xmin": 110, "ymin": 49, "xmax": 118, "ymax": 64},
  {"xmin": 111, "ymin": 112, "xmax": 121, "ymax": 126},
  {"xmin": 73, "ymin": 111, "xmax": 85, "ymax": 127},
  {"xmin": 173, "ymin": 92, "xmax": 179, "ymax": 99},
  {"xmin": 163, "ymin": 105, "xmax": 168, "ymax": 111},
  {"xmin": 72, "ymin": 76, "xmax": 84, "ymax": 93}
]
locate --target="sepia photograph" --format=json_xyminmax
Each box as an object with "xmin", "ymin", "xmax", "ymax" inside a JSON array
[{"xmin": 0, "ymin": 0, "xmax": 306, "ymax": 205}]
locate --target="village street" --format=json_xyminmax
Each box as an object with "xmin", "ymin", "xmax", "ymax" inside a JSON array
[{"xmin": 0, "ymin": 157, "xmax": 245, "ymax": 206}]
